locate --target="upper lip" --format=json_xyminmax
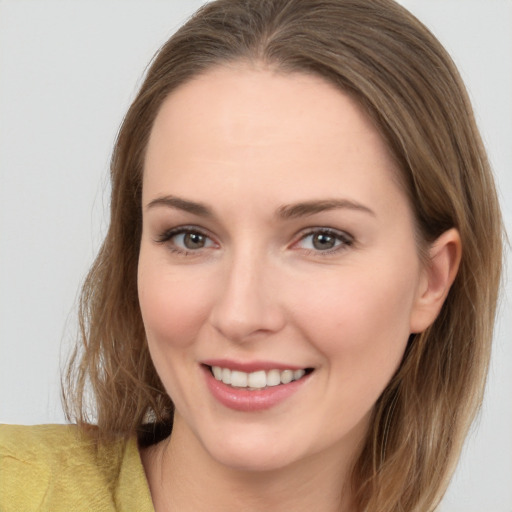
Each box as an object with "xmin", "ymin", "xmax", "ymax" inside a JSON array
[{"xmin": 201, "ymin": 359, "xmax": 309, "ymax": 373}]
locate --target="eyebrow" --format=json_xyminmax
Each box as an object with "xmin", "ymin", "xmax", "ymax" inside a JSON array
[
  {"xmin": 145, "ymin": 195, "xmax": 213, "ymax": 217},
  {"xmin": 145, "ymin": 195, "xmax": 375, "ymax": 219},
  {"xmin": 277, "ymin": 199, "xmax": 375, "ymax": 219}
]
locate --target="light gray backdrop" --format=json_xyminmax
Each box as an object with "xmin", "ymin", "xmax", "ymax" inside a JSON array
[{"xmin": 0, "ymin": 1, "xmax": 510, "ymax": 510}]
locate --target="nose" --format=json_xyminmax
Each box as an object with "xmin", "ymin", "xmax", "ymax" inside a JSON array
[{"xmin": 209, "ymin": 250, "xmax": 286, "ymax": 343}]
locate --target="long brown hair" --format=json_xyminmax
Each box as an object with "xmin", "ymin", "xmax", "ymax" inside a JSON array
[{"xmin": 63, "ymin": 1, "xmax": 504, "ymax": 510}]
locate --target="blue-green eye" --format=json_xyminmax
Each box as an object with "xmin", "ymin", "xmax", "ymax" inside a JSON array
[{"xmin": 297, "ymin": 229, "xmax": 353, "ymax": 252}]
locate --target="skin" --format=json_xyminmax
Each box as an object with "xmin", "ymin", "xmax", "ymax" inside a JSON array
[{"xmin": 137, "ymin": 63, "xmax": 461, "ymax": 512}]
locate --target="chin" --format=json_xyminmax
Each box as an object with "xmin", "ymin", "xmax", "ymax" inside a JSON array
[
  {"xmin": 198, "ymin": 427, "xmax": 309, "ymax": 473},
  {"xmin": 211, "ymin": 445, "xmax": 301, "ymax": 473}
]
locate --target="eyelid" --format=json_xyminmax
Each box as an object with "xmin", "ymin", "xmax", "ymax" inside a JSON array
[
  {"xmin": 156, "ymin": 225, "xmax": 207, "ymax": 242},
  {"xmin": 292, "ymin": 227, "xmax": 354, "ymax": 253},
  {"xmin": 154, "ymin": 225, "xmax": 353, "ymax": 256},
  {"xmin": 155, "ymin": 225, "xmax": 218, "ymax": 251}
]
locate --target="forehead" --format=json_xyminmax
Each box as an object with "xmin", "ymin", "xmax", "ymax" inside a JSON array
[
  {"xmin": 143, "ymin": 64, "xmax": 404, "ymax": 214},
  {"xmin": 148, "ymin": 64, "xmax": 388, "ymax": 156}
]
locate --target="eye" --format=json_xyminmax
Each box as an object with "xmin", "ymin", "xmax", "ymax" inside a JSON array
[
  {"xmin": 295, "ymin": 228, "xmax": 353, "ymax": 253},
  {"xmin": 175, "ymin": 231, "xmax": 213, "ymax": 249},
  {"xmin": 156, "ymin": 227, "xmax": 217, "ymax": 253}
]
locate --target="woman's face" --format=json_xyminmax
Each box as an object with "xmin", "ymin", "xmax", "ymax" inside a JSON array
[{"xmin": 138, "ymin": 65, "xmax": 429, "ymax": 472}]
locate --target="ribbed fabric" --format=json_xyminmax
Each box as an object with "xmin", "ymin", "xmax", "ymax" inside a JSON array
[{"xmin": 0, "ymin": 424, "xmax": 154, "ymax": 512}]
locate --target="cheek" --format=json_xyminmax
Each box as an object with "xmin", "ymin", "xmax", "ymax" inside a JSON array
[
  {"xmin": 291, "ymin": 259, "xmax": 417, "ymax": 392},
  {"xmin": 137, "ymin": 252, "xmax": 220, "ymax": 410},
  {"xmin": 301, "ymin": 272, "xmax": 414, "ymax": 441},
  {"xmin": 137, "ymin": 253, "xmax": 215, "ymax": 349},
  {"xmin": 297, "ymin": 267, "xmax": 414, "ymax": 345}
]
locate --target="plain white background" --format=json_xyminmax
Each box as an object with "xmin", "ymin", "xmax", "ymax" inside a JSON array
[{"xmin": 0, "ymin": 1, "xmax": 510, "ymax": 510}]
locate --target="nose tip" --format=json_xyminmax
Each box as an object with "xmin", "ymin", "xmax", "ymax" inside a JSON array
[{"xmin": 208, "ymin": 259, "xmax": 286, "ymax": 343}]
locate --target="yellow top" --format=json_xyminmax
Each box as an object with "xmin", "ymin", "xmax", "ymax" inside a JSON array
[{"xmin": 0, "ymin": 424, "xmax": 154, "ymax": 512}]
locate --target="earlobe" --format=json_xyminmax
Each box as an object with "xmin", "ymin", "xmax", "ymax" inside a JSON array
[{"xmin": 409, "ymin": 228, "xmax": 462, "ymax": 334}]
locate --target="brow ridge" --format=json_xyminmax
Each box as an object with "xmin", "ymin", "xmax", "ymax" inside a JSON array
[
  {"xmin": 145, "ymin": 195, "xmax": 212, "ymax": 217},
  {"xmin": 145, "ymin": 195, "xmax": 374, "ymax": 220},
  {"xmin": 277, "ymin": 199, "xmax": 375, "ymax": 219}
]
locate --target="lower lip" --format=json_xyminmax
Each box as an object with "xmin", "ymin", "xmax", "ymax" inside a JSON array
[{"xmin": 202, "ymin": 366, "xmax": 311, "ymax": 412}]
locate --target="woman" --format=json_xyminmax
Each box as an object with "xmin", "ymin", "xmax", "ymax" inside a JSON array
[{"xmin": 0, "ymin": 0, "xmax": 504, "ymax": 511}]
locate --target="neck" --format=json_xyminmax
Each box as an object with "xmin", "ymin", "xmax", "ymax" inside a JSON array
[{"xmin": 141, "ymin": 415, "xmax": 361, "ymax": 512}]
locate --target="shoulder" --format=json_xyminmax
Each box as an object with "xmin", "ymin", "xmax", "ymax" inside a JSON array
[
  {"xmin": 0, "ymin": 424, "xmax": 153, "ymax": 512},
  {"xmin": 0, "ymin": 423, "xmax": 123, "ymax": 478},
  {"xmin": 0, "ymin": 423, "xmax": 96, "ymax": 459}
]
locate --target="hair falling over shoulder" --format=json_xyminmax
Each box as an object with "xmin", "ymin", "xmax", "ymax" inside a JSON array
[{"xmin": 62, "ymin": 1, "xmax": 504, "ymax": 510}]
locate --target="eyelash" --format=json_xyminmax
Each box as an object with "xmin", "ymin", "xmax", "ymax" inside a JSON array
[
  {"xmin": 155, "ymin": 226, "xmax": 216, "ymax": 256},
  {"xmin": 155, "ymin": 226, "xmax": 354, "ymax": 256},
  {"xmin": 293, "ymin": 228, "xmax": 354, "ymax": 256}
]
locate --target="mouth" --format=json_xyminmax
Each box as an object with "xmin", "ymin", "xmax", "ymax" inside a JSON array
[{"xmin": 205, "ymin": 365, "xmax": 314, "ymax": 390}]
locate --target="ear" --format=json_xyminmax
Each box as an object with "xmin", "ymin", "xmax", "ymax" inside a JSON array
[{"xmin": 409, "ymin": 228, "xmax": 462, "ymax": 334}]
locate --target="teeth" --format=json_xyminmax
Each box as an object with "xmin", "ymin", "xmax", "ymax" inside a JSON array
[
  {"xmin": 221, "ymin": 367, "xmax": 231, "ymax": 385},
  {"xmin": 267, "ymin": 369, "xmax": 281, "ymax": 387},
  {"xmin": 280, "ymin": 369, "xmax": 293, "ymax": 384},
  {"xmin": 248, "ymin": 370, "xmax": 266, "ymax": 389},
  {"xmin": 294, "ymin": 369, "xmax": 305, "ymax": 380},
  {"xmin": 211, "ymin": 366, "xmax": 309, "ymax": 389},
  {"xmin": 230, "ymin": 370, "xmax": 247, "ymax": 387}
]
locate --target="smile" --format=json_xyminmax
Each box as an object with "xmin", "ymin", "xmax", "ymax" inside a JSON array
[
  {"xmin": 202, "ymin": 362, "xmax": 314, "ymax": 411},
  {"xmin": 210, "ymin": 366, "xmax": 310, "ymax": 390}
]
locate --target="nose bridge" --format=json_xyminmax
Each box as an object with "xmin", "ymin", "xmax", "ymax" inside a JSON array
[{"xmin": 210, "ymin": 243, "xmax": 284, "ymax": 342}]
